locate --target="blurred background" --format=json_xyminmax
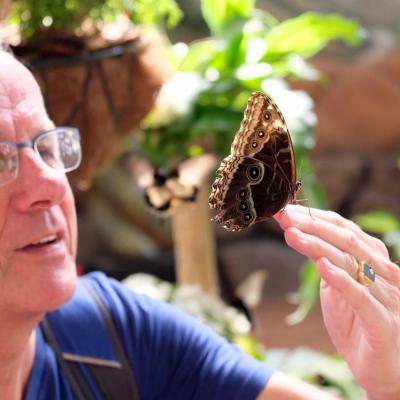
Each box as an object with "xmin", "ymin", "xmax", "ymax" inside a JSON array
[{"xmin": 1, "ymin": 0, "xmax": 399, "ymax": 397}]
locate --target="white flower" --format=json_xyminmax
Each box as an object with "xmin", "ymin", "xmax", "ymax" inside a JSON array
[
  {"xmin": 122, "ymin": 273, "xmax": 251, "ymax": 337},
  {"xmin": 261, "ymin": 77, "xmax": 316, "ymax": 141},
  {"xmin": 123, "ymin": 273, "xmax": 173, "ymax": 301},
  {"xmin": 150, "ymin": 72, "xmax": 210, "ymax": 125}
]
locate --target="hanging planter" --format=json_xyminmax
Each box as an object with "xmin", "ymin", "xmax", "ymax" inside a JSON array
[
  {"xmin": 5, "ymin": 0, "xmax": 181, "ymax": 186},
  {"xmin": 16, "ymin": 34, "xmax": 169, "ymax": 186}
]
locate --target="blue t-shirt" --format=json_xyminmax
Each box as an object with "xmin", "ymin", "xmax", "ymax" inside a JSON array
[{"xmin": 25, "ymin": 272, "xmax": 274, "ymax": 399}]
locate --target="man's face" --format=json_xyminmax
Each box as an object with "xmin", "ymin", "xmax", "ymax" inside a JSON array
[{"xmin": 0, "ymin": 53, "xmax": 77, "ymax": 316}]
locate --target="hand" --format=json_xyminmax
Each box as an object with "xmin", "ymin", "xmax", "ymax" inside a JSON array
[{"xmin": 274, "ymin": 205, "xmax": 400, "ymax": 400}]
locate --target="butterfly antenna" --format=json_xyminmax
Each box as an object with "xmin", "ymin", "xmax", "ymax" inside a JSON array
[
  {"xmin": 294, "ymin": 198, "xmax": 314, "ymax": 220},
  {"xmin": 295, "ymin": 156, "xmax": 319, "ymax": 220}
]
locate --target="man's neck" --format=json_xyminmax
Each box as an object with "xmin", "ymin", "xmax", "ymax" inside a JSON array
[{"xmin": 0, "ymin": 313, "xmax": 40, "ymax": 400}]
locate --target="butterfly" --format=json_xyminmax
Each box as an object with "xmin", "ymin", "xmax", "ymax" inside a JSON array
[
  {"xmin": 208, "ymin": 92, "xmax": 301, "ymax": 231},
  {"xmin": 124, "ymin": 153, "xmax": 217, "ymax": 216}
]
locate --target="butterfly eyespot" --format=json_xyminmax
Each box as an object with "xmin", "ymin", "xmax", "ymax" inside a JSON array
[
  {"xmin": 243, "ymin": 213, "xmax": 253, "ymax": 222},
  {"xmin": 247, "ymin": 165, "xmax": 261, "ymax": 182},
  {"xmin": 237, "ymin": 189, "xmax": 247, "ymax": 199},
  {"xmin": 263, "ymin": 111, "xmax": 271, "ymax": 120},
  {"xmin": 251, "ymin": 142, "xmax": 258, "ymax": 148},
  {"xmin": 258, "ymin": 131, "xmax": 265, "ymax": 138},
  {"xmin": 239, "ymin": 201, "xmax": 249, "ymax": 211}
]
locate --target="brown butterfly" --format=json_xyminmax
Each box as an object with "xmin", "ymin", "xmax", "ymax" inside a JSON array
[
  {"xmin": 208, "ymin": 92, "xmax": 301, "ymax": 231},
  {"xmin": 124, "ymin": 153, "xmax": 217, "ymax": 216}
]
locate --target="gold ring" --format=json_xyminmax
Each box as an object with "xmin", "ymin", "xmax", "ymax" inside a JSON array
[{"xmin": 357, "ymin": 261, "xmax": 375, "ymax": 286}]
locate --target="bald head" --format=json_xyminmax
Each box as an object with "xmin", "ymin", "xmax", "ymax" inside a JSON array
[
  {"xmin": 0, "ymin": 49, "xmax": 53, "ymax": 140},
  {"xmin": 0, "ymin": 50, "xmax": 45, "ymax": 108}
]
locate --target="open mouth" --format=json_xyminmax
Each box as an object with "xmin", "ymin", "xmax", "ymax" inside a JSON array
[{"xmin": 22, "ymin": 234, "xmax": 60, "ymax": 250}]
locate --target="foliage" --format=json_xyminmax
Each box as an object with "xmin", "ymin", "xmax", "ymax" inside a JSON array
[
  {"xmin": 137, "ymin": 0, "xmax": 362, "ymax": 324},
  {"xmin": 8, "ymin": 0, "xmax": 182, "ymax": 42},
  {"xmin": 355, "ymin": 210, "xmax": 400, "ymax": 261},
  {"xmin": 285, "ymin": 260, "xmax": 320, "ymax": 325},
  {"xmin": 140, "ymin": 0, "xmax": 362, "ymax": 174},
  {"xmin": 266, "ymin": 348, "xmax": 364, "ymax": 399},
  {"xmin": 123, "ymin": 273, "xmax": 256, "ymax": 345}
]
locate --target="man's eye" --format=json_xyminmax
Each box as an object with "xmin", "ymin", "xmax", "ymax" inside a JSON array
[{"xmin": 38, "ymin": 144, "xmax": 56, "ymax": 158}]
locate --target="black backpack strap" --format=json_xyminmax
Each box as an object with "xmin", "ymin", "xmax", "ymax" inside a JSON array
[
  {"xmin": 41, "ymin": 279, "xmax": 139, "ymax": 399},
  {"xmin": 41, "ymin": 318, "xmax": 94, "ymax": 400},
  {"xmin": 82, "ymin": 281, "xmax": 140, "ymax": 399}
]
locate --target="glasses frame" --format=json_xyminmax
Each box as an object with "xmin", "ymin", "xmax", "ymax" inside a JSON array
[{"xmin": 0, "ymin": 126, "xmax": 81, "ymax": 186}]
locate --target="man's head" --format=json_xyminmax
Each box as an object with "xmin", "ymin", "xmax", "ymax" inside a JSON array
[{"xmin": 0, "ymin": 49, "xmax": 78, "ymax": 318}]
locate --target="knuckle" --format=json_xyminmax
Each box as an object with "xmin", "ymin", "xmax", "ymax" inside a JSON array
[
  {"xmin": 327, "ymin": 210, "xmax": 345, "ymax": 227},
  {"xmin": 373, "ymin": 237, "xmax": 389, "ymax": 257},
  {"xmin": 311, "ymin": 218, "xmax": 322, "ymax": 233},
  {"xmin": 349, "ymin": 220, "xmax": 362, "ymax": 234},
  {"xmin": 365, "ymin": 254, "xmax": 377, "ymax": 269},
  {"xmin": 309, "ymin": 237, "xmax": 323, "ymax": 255},
  {"xmin": 345, "ymin": 231, "xmax": 359, "ymax": 251},
  {"xmin": 344, "ymin": 252, "xmax": 357, "ymax": 275}
]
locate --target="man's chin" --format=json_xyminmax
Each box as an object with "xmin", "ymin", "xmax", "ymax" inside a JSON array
[{"xmin": 43, "ymin": 262, "xmax": 78, "ymax": 311}]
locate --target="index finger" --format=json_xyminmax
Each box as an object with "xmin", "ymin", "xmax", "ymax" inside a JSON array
[
  {"xmin": 275, "ymin": 205, "xmax": 389, "ymax": 258},
  {"xmin": 274, "ymin": 206, "xmax": 400, "ymax": 287}
]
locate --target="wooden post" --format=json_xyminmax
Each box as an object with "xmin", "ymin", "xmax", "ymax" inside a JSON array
[{"xmin": 171, "ymin": 180, "xmax": 219, "ymax": 296}]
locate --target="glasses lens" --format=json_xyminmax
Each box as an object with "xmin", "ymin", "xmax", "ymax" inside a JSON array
[
  {"xmin": 36, "ymin": 128, "xmax": 81, "ymax": 172},
  {"xmin": 0, "ymin": 143, "xmax": 18, "ymax": 185}
]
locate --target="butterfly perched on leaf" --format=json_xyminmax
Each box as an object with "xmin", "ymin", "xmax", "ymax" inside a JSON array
[
  {"xmin": 209, "ymin": 92, "xmax": 301, "ymax": 231},
  {"xmin": 124, "ymin": 153, "xmax": 217, "ymax": 216}
]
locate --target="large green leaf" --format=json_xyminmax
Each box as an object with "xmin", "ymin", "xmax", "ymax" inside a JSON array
[
  {"xmin": 354, "ymin": 211, "xmax": 400, "ymax": 234},
  {"xmin": 286, "ymin": 260, "xmax": 320, "ymax": 325},
  {"xmin": 263, "ymin": 12, "xmax": 363, "ymax": 60},
  {"xmin": 201, "ymin": 0, "xmax": 254, "ymax": 35}
]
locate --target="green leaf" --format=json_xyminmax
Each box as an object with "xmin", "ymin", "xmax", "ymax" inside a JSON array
[
  {"xmin": 234, "ymin": 335, "xmax": 264, "ymax": 360},
  {"xmin": 286, "ymin": 260, "xmax": 320, "ymax": 325},
  {"xmin": 9, "ymin": 0, "xmax": 182, "ymax": 41},
  {"xmin": 263, "ymin": 12, "xmax": 363, "ymax": 60},
  {"xmin": 265, "ymin": 348, "xmax": 364, "ymax": 399},
  {"xmin": 354, "ymin": 211, "xmax": 400, "ymax": 234},
  {"xmin": 201, "ymin": 0, "xmax": 254, "ymax": 35},
  {"xmin": 179, "ymin": 39, "xmax": 216, "ymax": 72}
]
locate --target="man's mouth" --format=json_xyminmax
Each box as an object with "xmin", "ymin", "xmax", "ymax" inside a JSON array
[
  {"xmin": 22, "ymin": 234, "xmax": 62, "ymax": 251},
  {"xmin": 31, "ymin": 235, "xmax": 58, "ymax": 246}
]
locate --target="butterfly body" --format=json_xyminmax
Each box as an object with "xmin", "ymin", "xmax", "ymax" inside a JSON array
[
  {"xmin": 209, "ymin": 92, "xmax": 301, "ymax": 231},
  {"xmin": 125, "ymin": 153, "xmax": 216, "ymax": 216}
]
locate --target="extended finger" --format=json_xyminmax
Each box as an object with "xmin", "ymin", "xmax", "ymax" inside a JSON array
[
  {"xmin": 276, "ymin": 208, "xmax": 400, "ymax": 287},
  {"xmin": 278, "ymin": 205, "xmax": 389, "ymax": 258},
  {"xmin": 283, "ymin": 226, "xmax": 357, "ymax": 276},
  {"xmin": 284, "ymin": 227, "xmax": 399, "ymax": 310},
  {"xmin": 316, "ymin": 257, "xmax": 393, "ymax": 336}
]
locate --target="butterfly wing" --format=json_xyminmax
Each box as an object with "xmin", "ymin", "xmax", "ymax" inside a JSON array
[
  {"xmin": 123, "ymin": 152, "xmax": 155, "ymax": 189},
  {"xmin": 177, "ymin": 154, "xmax": 217, "ymax": 187},
  {"xmin": 165, "ymin": 154, "xmax": 217, "ymax": 202},
  {"xmin": 231, "ymin": 92, "xmax": 289, "ymax": 157},
  {"xmin": 123, "ymin": 153, "xmax": 173, "ymax": 213},
  {"xmin": 209, "ymin": 92, "xmax": 300, "ymax": 231}
]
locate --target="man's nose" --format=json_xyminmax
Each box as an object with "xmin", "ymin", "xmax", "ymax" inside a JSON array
[{"xmin": 11, "ymin": 148, "xmax": 68, "ymax": 212}]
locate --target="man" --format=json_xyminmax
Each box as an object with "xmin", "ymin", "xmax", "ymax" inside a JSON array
[{"xmin": 1, "ymin": 48, "xmax": 399, "ymax": 400}]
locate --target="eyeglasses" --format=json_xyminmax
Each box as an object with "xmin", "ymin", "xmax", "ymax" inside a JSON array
[{"xmin": 0, "ymin": 127, "xmax": 81, "ymax": 186}]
